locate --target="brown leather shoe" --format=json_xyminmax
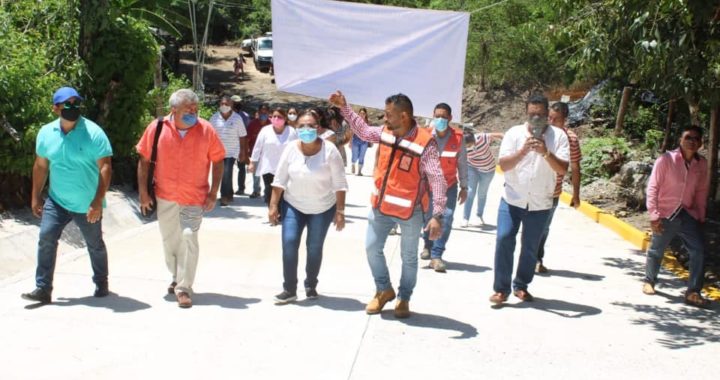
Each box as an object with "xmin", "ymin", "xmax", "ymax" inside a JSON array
[
  {"xmin": 394, "ymin": 300, "xmax": 410, "ymax": 318},
  {"xmin": 177, "ymin": 291, "xmax": 192, "ymax": 308},
  {"xmin": 168, "ymin": 282, "xmax": 177, "ymax": 295},
  {"xmin": 489, "ymin": 292, "xmax": 508, "ymax": 305},
  {"xmin": 366, "ymin": 288, "xmax": 396, "ymax": 314},
  {"xmin": 513, "ymin": 289, "xmax": 534, "ymax": 302}
]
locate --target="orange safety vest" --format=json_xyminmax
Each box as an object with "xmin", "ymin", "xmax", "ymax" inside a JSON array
[
  {"xmin": 371, "ymin": 126, "xmax": 432, "ymax": 220},
  {"xmin": 438, "ymin": 128, "xmax": 463, "ymax": 188}
]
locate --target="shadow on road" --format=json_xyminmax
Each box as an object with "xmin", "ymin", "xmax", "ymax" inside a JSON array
[
  {"xmin": 380, "ymin": 311, "xmax": 478, "ymax": 339},
  {"xmin": 612, "ymin": 300, "xmax": 720, "ymax": 349},
  {"xmin": 438, "ymin": 261, "xmax": 491, "ymax": 273},
  {"xmin": 164, "ymin": 292, "xmax": 261, "ymax": 309},
  {"xmin": 40, "ymin": 293, "xmax": 152, "ymax": 313},
  {"xmin": 502, "ymin": 298, "xmax": 602, "ymax": 318},
  {"xmin": 536, "ymin": 269, "xmax": 605, "ymax": 281},
  {"xmin": 295, "ymin": 295, "xmax": 366, "ymax": 312}
]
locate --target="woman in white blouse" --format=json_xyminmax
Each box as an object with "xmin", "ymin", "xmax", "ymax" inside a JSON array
[
  {"xmin": 249, "ymin": 107, "xmax": 298, "ymax": 205},
  {"xmin": 269, "ymin": 109, "xmax": 348, "ymax": 304}
]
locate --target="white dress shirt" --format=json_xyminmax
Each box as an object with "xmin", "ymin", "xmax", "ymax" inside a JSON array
[{"xmin": 499, "ymin": 123, "xmax": 570, "ymax": 211}]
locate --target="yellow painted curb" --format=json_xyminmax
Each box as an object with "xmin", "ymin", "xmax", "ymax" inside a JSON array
[{"xmin": 557, "ymin": 191, "xmax": 720, "ymax": 301}]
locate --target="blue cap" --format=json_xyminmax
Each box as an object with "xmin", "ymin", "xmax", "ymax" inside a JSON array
[{"xmin": 52, "ymin": 87, "xmax": 83, "ymax": 105}]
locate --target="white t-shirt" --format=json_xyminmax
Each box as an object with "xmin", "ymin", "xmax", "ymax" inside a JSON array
[
  {"xmin": 272, "ymin": 140, "xmax": 348, "ymax": 214},
  {"xmin": 251, "ymin": 125, "xmax": 298, "ymax": 175},
  {"xmin": 209, "ymin": 111, "xmax": 247, "ymax": 158},
  {"xmin": 499, "ymin": 123, "xmax": 570, "ymax": 211}
]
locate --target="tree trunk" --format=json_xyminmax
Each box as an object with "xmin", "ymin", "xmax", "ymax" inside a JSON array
[
  {"xmin": 688, "ymin": 97, "xmax": 701, "ymax": 126},
  {"xmin": 660, "ymin": 99, "xmax": 676, "ymax": 152},
  {"xmin": 614, "ymin": 86, "xmax": 632, "ymax": 136},
  {"xmin": 709, "ymin": 106, "xmax": 719, "ymax": 201}
]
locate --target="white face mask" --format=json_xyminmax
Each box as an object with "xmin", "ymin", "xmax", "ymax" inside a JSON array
[
  {"xmin": 288, "ymin": 114, "xmax": 298, "ymax": 121},
  {"xmin": 219, "ymin": 105, "xmax": 232, "ymax": 114}
]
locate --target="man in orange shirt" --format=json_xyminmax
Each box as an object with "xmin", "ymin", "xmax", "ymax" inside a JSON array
[{"xmin": 136, "ymin": 89, "xmax": 225, "ymax": 308}]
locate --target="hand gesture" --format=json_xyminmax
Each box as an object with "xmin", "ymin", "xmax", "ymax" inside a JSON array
[
  {"xmin": 268, "ymin": 204, "xmax": 280, "ymax": 226},
  {"xmin": 458, "ymin": 188, "xmax": 468, "ymax": 205},
  {"xmin": 329, "ymin": 91, "xmax": 347, "ymax": 108},
  {"xmin": 31, "ymin": 196, "xmax": 44, "ymax": 218},
  {"xmin": 139, "ymin": 191, "xmax": 154, "ymax": 216},
  {"xmin": 650, "ymin": 219, "xmax": 664, "ymax": 234},
  {"xmin": 86, "ymin": 200, "xmax": 103, "ymax": 223},
  {"xmin": 424, "ymin": 217, "xmax": 442, "ymax": 241},
  {"xmin": 333, "ymin": 212, "xmax": 345, "ymax": 231}
]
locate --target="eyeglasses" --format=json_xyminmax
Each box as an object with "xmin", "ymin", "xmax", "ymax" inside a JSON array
[
  {"xmin": 62, "ymin": 103, "xmax": 80, "ymax": 109},
  {"xmin": 298, "ymin": 123, "xmax": 318, "ymax": 129},
  {"xmin": 683, "ymin": 135, "xmax": 701, "ymax": 142}
]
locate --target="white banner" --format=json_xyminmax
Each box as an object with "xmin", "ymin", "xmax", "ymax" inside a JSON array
[{"xmin": 271, "ymin": 0, "xmax": 469, "ymax": 119}]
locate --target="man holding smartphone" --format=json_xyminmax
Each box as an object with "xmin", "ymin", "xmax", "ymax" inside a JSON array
[{"xmin": 489, "ymin": 94, "xmax": 570, "ymax": 305}]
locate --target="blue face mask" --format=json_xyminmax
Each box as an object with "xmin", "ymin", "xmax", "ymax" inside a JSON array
[
  {"xmin": 433, "ymin": 117, "xmax": 449, "ymax": 132},
  {"xmin": 298, "ymin": 127, "xmax": 317, "ymax": 144},
  {"xmin": 181, "ymin": 113, "xmax": 198, "ymax": 127},
  {"xmin": 259, "ymin": 114, "xmax": 268, "ymax": 122}
]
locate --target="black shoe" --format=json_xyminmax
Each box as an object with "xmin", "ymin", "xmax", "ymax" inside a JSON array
[
  {"xmin": 168, "ymin": 281, "xmax": 177, "ymax": 295},
  {"xmin": 305, "ymin": 288, "xmax": 319, "ymax": 299},
  {"xmin": 21, "ymin": 288, "xmax": 51, "ymax": 304},
  {"xmin": 274, "ymin": 290, "xmax": 297, "ymax": 304},
  {"xmin": 235, "ymin": 190, "xmax": 245, "ymax": 196},
  {"xmin": 249, "ymin": 192, "xmax": 261, "ymax": 199},
  {"xmin": 94, "ymin": 283, "xmax": 110, "ymax": 297}
]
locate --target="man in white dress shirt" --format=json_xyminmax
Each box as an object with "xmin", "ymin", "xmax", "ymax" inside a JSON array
[{"xmin": 489, "ymin": 93, "xmax": 569, "ymax": 305}]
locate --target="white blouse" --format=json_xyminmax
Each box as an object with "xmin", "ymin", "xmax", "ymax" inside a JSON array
[
  {"xmin": 272, "ymin": 140, "xmax": 348, "ymax": 214},
  {"xmin": 250, "ymin": 125, "xmax": 298, "ymax": 175}
]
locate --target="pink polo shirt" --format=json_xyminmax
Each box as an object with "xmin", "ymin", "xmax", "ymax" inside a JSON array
[
  {"xmin": 646, "ymin": 148, "xmax": 708, "ymax": 222},
  {"xmin": 137, "ymin": 117, "xmax": 226, "ymax": 206}
]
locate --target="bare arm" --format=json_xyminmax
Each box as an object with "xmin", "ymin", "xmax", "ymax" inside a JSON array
[
  {"xmin": 268, "ymin": 186, "xmax": 284, "ymax": 225},
  {"xmin": 570, "ymin": 161, "xmax": 581, "ymax": 207},
  {"xmin": 31, "ymin": 156, "xmax": 50, "ymax": 217},
  {"xmin": 204, "ymin": 159, "xmax": 224, "ymax": 211},
  {"xmin": 334, "ymin": 191, "xmax": 346, "ymax": 231},
  {"xmin": 86, "ymin": 156, "xmax": 112, "ymax": 223}
]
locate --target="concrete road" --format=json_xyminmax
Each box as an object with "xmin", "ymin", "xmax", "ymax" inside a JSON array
[{"xmin": 1, "ymin": 146, "xmax": 718, "ymax": 379}]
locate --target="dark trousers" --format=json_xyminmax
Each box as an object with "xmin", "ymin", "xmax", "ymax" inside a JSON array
[
  {"xmin": 262, "ymin": 173, "xmax": 274, "ymax": 204},
  {"xmin": 237, "ymin": 160, "xmax": 247, "ymax": 193}
]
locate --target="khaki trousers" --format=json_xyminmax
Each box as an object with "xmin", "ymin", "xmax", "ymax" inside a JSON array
[{"xmin": 157, "ymin": 198, "xmax": 203, "ymax": 294}]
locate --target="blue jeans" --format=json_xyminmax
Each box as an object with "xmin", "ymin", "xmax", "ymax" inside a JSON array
[
  {"xmin": 645, "ymin": 209, "xmax": 705, "ymax": 292},
  {"xmin": 281, "ymin": 202, "xmax": 336, "ymax": 293},
  {"xmin": 464, "ymin": 167, "xmax": 494, "ymax": 220},
  {"xmin": 493, "ymin": 198, "xmax": 551, "ymax": 294},
  {"xmin": 423, "ymin": 183, "xmax": 458, "ymax": 259},
  {"xmin": 351, "ymin": 140, "xmax": 369, "ymax": 165},
  {"xmin": 221, "ymin": 157, "xmax": 236, "ymax": 198},
  {"xmin": 366, "ymin": 206, "xmax": 424, "ymax": 300},
  {"xmin": 35, "ymin": 197, "xmax": 108, "ymax": 291},
  {"xmin": 537, "ymin": 197, "xmax": 560, "ymax": 263}
]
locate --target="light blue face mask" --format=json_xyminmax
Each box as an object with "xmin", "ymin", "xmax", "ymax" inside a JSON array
[
  {"xmin": 298, "ymin": 127, "xmax": 317, "ymax": 144},
  {"xmin": 434, "ymin": 117, "xmax": 449, "ymax": 132},
  {"xmin": 181, "ymin": 113, "xmax": 198, "ymax": 127}
]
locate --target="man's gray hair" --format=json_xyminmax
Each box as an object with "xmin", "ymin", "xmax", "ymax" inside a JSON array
[{"xmin": 169, "ymin": 89, "xmax": 199, "ymax": 108}]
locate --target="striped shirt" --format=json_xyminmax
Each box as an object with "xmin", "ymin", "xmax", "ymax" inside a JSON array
[
  {"xmin": 340, "ymin": 105, "xmax": 447, "ymax": 216},
  {"xmin": 553, "ymin": 127, "xmax": 582, "ymax": 197},
  {"xmin": 209, "ymin": 111, "xmax": 247, "ymax": 158},
  {"xmin": 467, "ymin": 133, "xmax": 497, "ymax": 172}
]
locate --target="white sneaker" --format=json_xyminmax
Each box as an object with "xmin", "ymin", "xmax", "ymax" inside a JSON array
[{"xmin": 460, "ymin": 219, "xmax": 469, "ymax": 228}]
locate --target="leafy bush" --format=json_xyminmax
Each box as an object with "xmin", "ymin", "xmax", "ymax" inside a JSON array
[
  {"xmin": 643, "ymin": 129, "xmax": 664, "ymax": 153},
  {"xmin": 0, "ymin": 1, "xmax": 85, "ymax": 176},
  {"xmin": 581, "ymin": 136, "xmax": 630, "ymax": 185}
]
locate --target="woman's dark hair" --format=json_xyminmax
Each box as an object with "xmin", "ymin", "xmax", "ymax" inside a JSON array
[
  {"xmin": 271, "ymin": 107, "xmax": 287, "ymax": 119},
  {"xmin": 464, "ymin": 131, "xmax": 476, "ymax": 145}
]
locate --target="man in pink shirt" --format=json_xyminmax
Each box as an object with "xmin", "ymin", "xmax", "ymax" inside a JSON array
[
  {"xmin": 136, "ymin": 89, "xmax": 225, "ymax": 308},
  {"xmin": 644, "ymin": 125, "xmax": 709, "ymax": 308}
]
